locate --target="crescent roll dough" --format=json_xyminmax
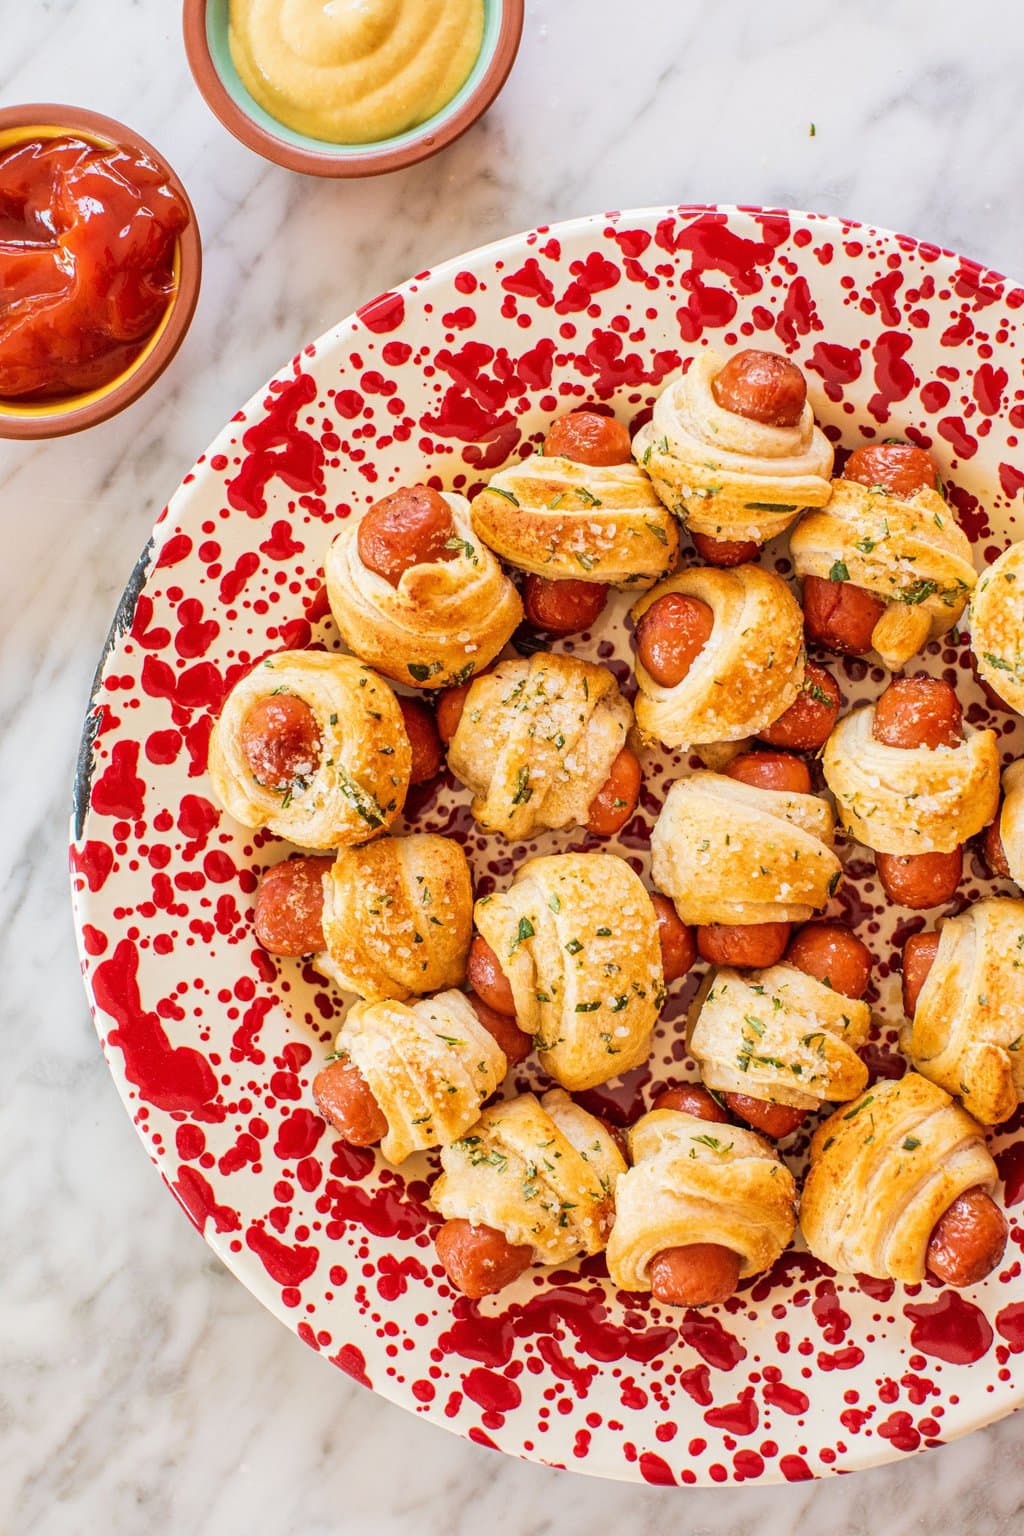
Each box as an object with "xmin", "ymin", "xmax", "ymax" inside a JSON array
[
  {"xmin": 650, "ymin": 771, "xmax": 841, "ymax": 926},
  {"xmin": 997, "ymin": 759, "xmax": 1024, "ymax": 886},
  {"xmin": 790, "ymin": 477, "xmax": 976, "ymax": 671},
  {"xmin": 971, "ymin": 540, "xmax": 1024, "ymax": 713},
  {"xmin": 447, "ymin": 652, "xmax": 632, "ymax": 841},
  {"xmin": 208, "ymin": 651, "xmax": 410, "ymax": 849},
  {"xmin": 688, "ymin": 965, "xmax": 870, "ymax": 1112},
  {"xmin": 325, "ymin": 492, "xmax": 522, "ymax": 690},
  {"xmin": 334, "ymin": 990, "xmax": 507, "ymax": 1165},
  {"xmin": 431, "ymin": 1088, "xmax": 627, "ymax": 1266},
  {"xmin": 823, "ymin": 703, "xmax": 1000, "ymax": 854},
  {"xmin": 475, "ymin": 854, "xmax": 666, "ymax": 1093},
  {"xmin": 606, "ymin": 1108, "xmax": 797, "ymax": 1292},
  {"xmin": 474, "ymin": 852, "xmax": 665, "ymax": 1091},
  {"xmin": 630, "ymin": 565, "xmax": 805, "ymax": 752},
  {"xmin": 470, "ymin": 454, "xmax": 678, "ymax": 588},
  {"xmin": 800, "ymin": 1073, "xmax": 1000, "ymax": 1282},
  {"xmin": 632, "ymin": 352, "xmax": 833, "ymax": 545},
  {"xmin": 905, "ymin": 897, "xmax": 1024, "ymax": 1125},
  {"xmin": 317, "ymin": 834, "xmax": 472, "ymax": 1002}
]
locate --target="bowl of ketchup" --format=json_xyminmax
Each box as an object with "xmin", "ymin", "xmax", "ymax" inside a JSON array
[{"xmin": 0, "ymin": 104, "xmax": 201, "ymax": 440}]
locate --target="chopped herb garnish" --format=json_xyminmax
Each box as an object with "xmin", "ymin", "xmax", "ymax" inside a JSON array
[
  {"xmin": 407, "ymin": 660, "xmax": 443, "ymax": 682},
  {"xmin": 896, "ymin": 579, "xmax": 938, "ymax": 606},
  {"xmin": 445, "ymin": 535, "xmax": 478, "ymax": 563},
  {"xmin": 691, "ymin": 1133, "xmax": 733, "ymax": 1153},
  {"xmin": 511, "ymin": 766, "xmax": 533, "ymax": 806},
  {"xmin": 336, "ymin": 768, "xmax": 385, "ymax": 828},
  {"xmin": 829, "ymin": 559, "xmax": 850, "ymax": 582}
]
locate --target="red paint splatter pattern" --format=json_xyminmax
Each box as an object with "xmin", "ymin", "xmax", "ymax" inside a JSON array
[{"xmin": 71, "ymin": 208, "xmax": 1024, "ymax": 1486}]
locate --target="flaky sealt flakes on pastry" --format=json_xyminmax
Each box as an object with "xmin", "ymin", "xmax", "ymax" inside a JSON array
[
  {"xmin": 473, "ymin": 851, "xmax": 665, "ymax": 1092},
  {"xmin": 632, "ymin": 350, "xmax": 833, "ymax": 547},
  {"xmin": 903, "ymin": 897, "xmax": 1024, "ymax": 1125},
  {"xmin": 650, "ymin": 770, "xmax": 842, "ymax": 927},
  {"xmin": 325, "ymin": 488, "xmax": 521, "ymax": 690},
  {"xmin": 446, "ymin": 651, "xmax": 633, "ymax": 841},
  {"xmin": 208, "ymin": 650, "xmax": 410, "ymax": 849},
  {"xmin": 630, "ymin": 563, "xmax": 805, "ymax": 754}
]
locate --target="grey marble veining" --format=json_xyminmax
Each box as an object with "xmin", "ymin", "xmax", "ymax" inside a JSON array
[{"xmin": 3, "ymin": 1, "xmax": 1024, "ymax": 1531}]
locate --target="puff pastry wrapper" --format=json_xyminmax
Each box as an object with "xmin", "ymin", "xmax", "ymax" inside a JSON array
[
  {"xmin": 800, "ymin": 1073, "xmax": 1000, "ymax": 1282},
  {"xmin": 632, "ymin": 352, "xmax": 833, "ymax": 544},
  {"xmin": 905, "ymin": 897, "xmax": 1024, "ymax": 1125},
  {"xmin": 970, "ymin": 540, "xmax": 1024, "ymax": 713},
  {"xmin": 474, "ymin": 852, "xmax": 665, "ymax": 1091},
  {"xmin": 688, "ymin": 964, "xmax": 870, "ymax": 1111},
  {"xmin": 630, "ymin": 564, "xmax": 805, "ymax": 752},
  {"xmin": 470, "ymin": 454, "xmax": 678, "ymax": 588},
  {"xmin": 208, "ymin": 651, "xmax": 410, "ymax": 849},
  {"xmin": 317, "ymin": 834, "xmax": 472, "ymax": 1002},
  {"xmin": 334, "ymin": 990, "xmax": 507, "ymax": 1165},
  {"xmin": 651, "ymin": 771, "xmax": 841, "ymax": 925},
  {"xmin": 790, "ymin": 478, "xmax": 976, "ymax": 670},
  {"xmin": 997, "ymin": 759, "xmax": 1024, "ymax": 887},
  {"xmin": 325, "ymin": 491, "xmax": 521, "ymax": 690},
  {"xmin": 432, "ymin": 1088, "xmax": 626, "ymax": 1266},
  {"xmin": 823, "ymin": 703, "xmax": 999, "ymax": 854},
  {"xmin": 447, "ymin": 652, "xmax": 632, "ymax": 841},
  {"xmin": 606, "ymin": 1109, "xmax": 797, "ymax": 1290}
]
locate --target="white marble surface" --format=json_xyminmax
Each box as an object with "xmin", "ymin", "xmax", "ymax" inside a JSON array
[{"xmin": 4, "ymin": 1, "xmax": 1024, "ymax": 1530}]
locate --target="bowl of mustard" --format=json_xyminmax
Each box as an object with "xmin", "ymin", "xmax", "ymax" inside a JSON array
[{"xmin": 183, "ymin": 0, "xmax": 524, "ymax": 177}]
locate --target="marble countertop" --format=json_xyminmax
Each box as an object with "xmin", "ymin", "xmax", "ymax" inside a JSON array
[{"xmin": 4, "ymin": 1, "xmax": 1024, "ymax": 1530}]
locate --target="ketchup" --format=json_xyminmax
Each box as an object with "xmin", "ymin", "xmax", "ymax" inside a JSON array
[{"xmin": 0, "ymin": 135, "xmax": 188, "ymax": 400}]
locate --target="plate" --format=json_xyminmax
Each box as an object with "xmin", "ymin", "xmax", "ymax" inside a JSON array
[{"xmin": 71, "ymin": 206, "xmax": 1024, "ymax": 1485}]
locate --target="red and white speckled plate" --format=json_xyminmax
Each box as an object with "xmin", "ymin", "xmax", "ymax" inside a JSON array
[{"xmin": 71, "ymin": 207, "xmax": 1024, "ymax": 1485}]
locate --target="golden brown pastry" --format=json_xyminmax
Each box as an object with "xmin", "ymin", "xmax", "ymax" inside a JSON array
[
  {"xmin": 329, "ymin": 990, "xmax": 508, "ymax": 1165},
  {"xmin": 632, "ymin": 351, "xmax": 833, "ymax": 546},
  {"xmin": 791, "ymin": 477, "xmax": 976, "ymax": 671},
  {"xmin": 473, "ymin": 852, "xmax": 665, "ymax": 1091},
  {"xmin": 325, "ymin": 490, "xmax": 522, "ymax": 690},
  {"xmin": 904, "ymin": 897, "xmax": 1024, "ymax": 1125},
  {"xmin": 208, "ymin": 651, "xmax": 409, "ymax": 849},
  {"xmin": 469, "ymin": 454, "xmax": 678, "ymax": 589},
  {"xmin": 650, "ymin": 771, "xmax": 841, "ymax": 926},
  {"xmin": 605, "ymin": 1107, "xmax": 797, "ymax": 1292},
  {"xmin": 995, "ymin": 759, "xmax": 1024, "ymax": 886},
  {"xmin": 431, "ymin": 1088, "xmax": 626, "ymax": 1265},
  {"xmin": 630, "ymin": 564, "xmax": 804, "ymax": 753},
  {"xmin": 822, "ymin": 702, "xmax": 1000, "ymax": 854},
  {"xmin": 446, "ymin": 652, "xmax": 633, "ymax": 841},
  {"xmin": 970, "ymin": 540, "xmax": 1024, "ymax": 713},
  {"xmin": 688, "ymin": 964, "xmax": 870, "ymax": 1114},
  {"xmin": 317, "ymin": 834, "xmax": 472, "ymax": 1002},
  {"xmin": 800, "ymin": 1073, "xmax": 1001, "ymax": 1282}
]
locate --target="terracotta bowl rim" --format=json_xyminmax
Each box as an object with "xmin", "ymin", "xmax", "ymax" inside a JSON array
[
  {"xmin": 0, "ymin": 102, "xmax": 202, "ymax": 442},
  {"xmin": 182, "ymin": 0, "xmax": 525, "ymax": 178}
]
